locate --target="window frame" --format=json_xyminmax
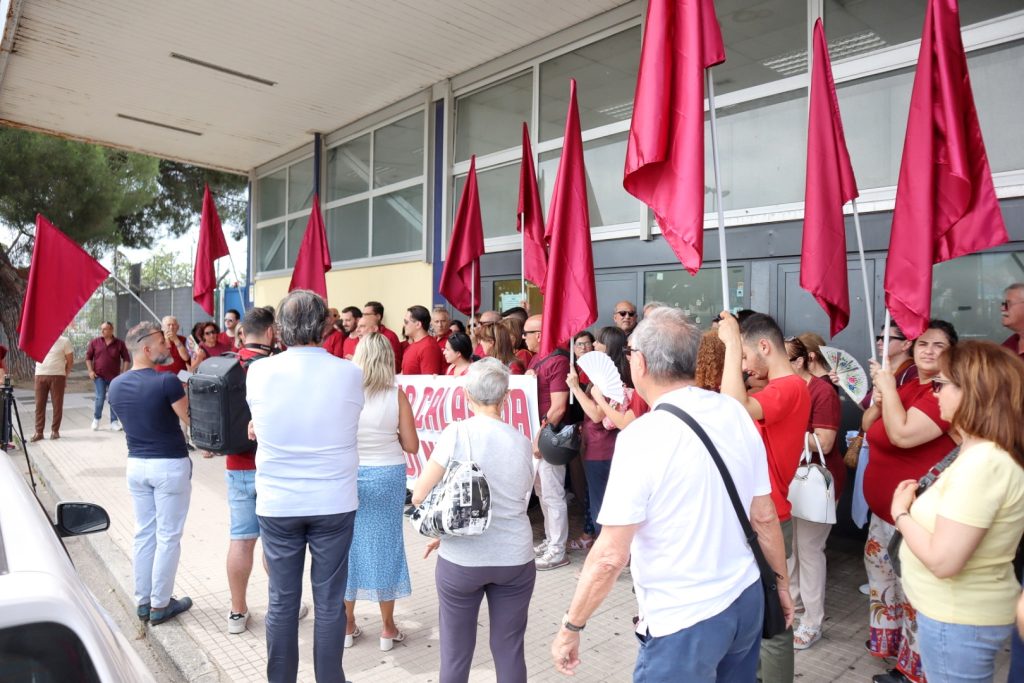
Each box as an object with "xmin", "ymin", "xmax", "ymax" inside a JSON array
[{"xmin": 253, "ymin": 152, "xmax": 314, "ymax": 279}]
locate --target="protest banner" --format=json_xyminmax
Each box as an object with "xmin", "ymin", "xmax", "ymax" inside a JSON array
[{"xmin": 397, "ymin": 374, "xmax": 539, "ymax": 486}]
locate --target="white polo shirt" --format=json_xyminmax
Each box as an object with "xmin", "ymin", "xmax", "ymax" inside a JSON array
[
  {"xmin": 246, "ymin": 347, "xmax": 364, "ymax": 517},
  {"xmin": 598, "ymin": 385, "xmax": 770, "ymax": 637}
]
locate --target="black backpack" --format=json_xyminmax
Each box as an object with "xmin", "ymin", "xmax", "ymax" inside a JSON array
[{"xmin": 188, "ymin": 353, "xmax": 260, "ymax": 453}]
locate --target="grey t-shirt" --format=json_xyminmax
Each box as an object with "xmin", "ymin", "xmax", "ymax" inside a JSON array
[{"xmin": 431, "ymin": 415, "xmax": 535, "ymax": 567}]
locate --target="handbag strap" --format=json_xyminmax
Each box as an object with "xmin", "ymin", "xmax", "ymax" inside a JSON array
[
  {"xmin": 656, "ymin": 404, "xmax": 776, "ymax": 576},
  {"xmin": 801, "ymin": 432, "xmax": 825, "ymax": 466},
  {"xmin": 917, "ymin": 445, "xmax": 961, "ymax": 492}
]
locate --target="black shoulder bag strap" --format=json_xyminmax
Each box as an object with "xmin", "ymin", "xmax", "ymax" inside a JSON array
[{"xmin": 656, "ymin": 403, "xmax": 787, "ymax": 637}]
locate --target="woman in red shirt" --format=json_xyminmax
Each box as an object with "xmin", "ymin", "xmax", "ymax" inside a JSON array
[
  {"xmin": 785, "ymin": 337, "xmax": 841, "ymax": 650},
  {"xmin": 477, "ymin": 324, "xmax": 525, "ymax": 374},
  {"xmin": 443, "ymin": 333, "xmax": 473, "ymax": 377},
  {"xmin": 191, "ymin": 322, "xmax": 234, "ymax": 371},
  {"xmin": 862, "ymin": 320, "xmax": 958, "ymax": 683}
]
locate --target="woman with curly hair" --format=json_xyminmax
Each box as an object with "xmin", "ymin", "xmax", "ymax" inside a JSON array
[{"xmin": 694, "ymin": 330, "xmax": 726, "ymax": 392}]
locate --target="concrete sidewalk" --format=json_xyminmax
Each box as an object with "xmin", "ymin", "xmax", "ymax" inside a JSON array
[{"xmin": 13, "ymin": 390, "xmax": 1009, "ymax": 682}]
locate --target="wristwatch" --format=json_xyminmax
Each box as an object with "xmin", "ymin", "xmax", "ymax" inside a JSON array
[{"xmin": 561, "ymin": 613, "xmax": 586, "ymax": 632}]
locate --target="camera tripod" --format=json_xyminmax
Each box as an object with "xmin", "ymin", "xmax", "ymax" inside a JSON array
[{"xmin": 1, "ymin": 376, "xmax": 36, "ymax": 492}]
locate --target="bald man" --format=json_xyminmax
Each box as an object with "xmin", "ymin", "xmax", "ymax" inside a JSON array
[{"xmin": 613, "ymin": 301, "xmax": 638, "ymax": 335}]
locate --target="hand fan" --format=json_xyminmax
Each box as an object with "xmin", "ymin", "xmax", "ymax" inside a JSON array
[
  {"xmin": 576, "ymin": 351, "xmax": 626, "ymax": 405},
  {"xmin": 820, "ymin": 345, "xmax": 868, "ymax": 404}
]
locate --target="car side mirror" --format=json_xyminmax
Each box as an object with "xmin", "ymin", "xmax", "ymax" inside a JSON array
[{"xmin": 54, "ymin": 502, "xmax": 110, "ymax": 538}]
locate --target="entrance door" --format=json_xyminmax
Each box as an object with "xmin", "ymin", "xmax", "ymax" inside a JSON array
[{"xmin": 593, "ymin": 271, "xmax": 641, "ymax": 332}]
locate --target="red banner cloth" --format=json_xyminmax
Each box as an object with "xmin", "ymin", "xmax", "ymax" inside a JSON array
[
  {"xmin": 288, "ymin": 195, "xmax": 332, "ymax": 299},
  {"xmin": 517, "ymin": 122, "xmax": 547, "ymax": 293},
  {"xmin": 193, "ymin": 184, "xmax": 230, "ymax": 315},
  {"xmin": 623, "ymin": 0, "xmax": 725, "ymax": 274},
  {"xmin": 541, "ymin": 80, "xmax": 598, "ymax": 356},
  {"xmin": 885, "ymin": 0, "xmax": 1008, "ymax": 339},
  {"xmin": 18, "ymin": 215, "xmax": 109, "ymax": 361},
  {"xmin": 440, "ymin": 156, "xmax": 485, "ymax": 316},
  {"xmin": 801, "ymin": 19, "xmax": 859, "ymax": 337}
]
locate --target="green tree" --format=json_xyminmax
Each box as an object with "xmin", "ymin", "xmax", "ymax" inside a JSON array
[{"xmin": 0, "ymin": 127, "xmax": 247, "ymax": 378}]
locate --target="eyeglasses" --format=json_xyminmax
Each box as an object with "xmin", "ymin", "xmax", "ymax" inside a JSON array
[
  {"xmin": 875, "ymin": 335, "xmax": 907, "ymax": 343},
  {"xmin": 523, "ymin": 330, "xmax": 541, "ymax": 337},
  {"xmin": 204, "ymin": 331, "xmax": 218, "ymax": 336},
  {"xmin": 788, "ymin": 356, "xmax": 800, "ymax": 363},
  {"xmin": 624, "ymin": 346, "xmax": 637, "ymax": 358},
  {"xmin": 134, "ymin": 330, "xmax": 163, "ymax": 344},
  {"xmin": 1001, "ymin": 300, "xmax": 1024, "ymax": 310},
  {"xmin": 931, "ymin": 378, "xmax": 952, "ymax": 394},
  {"xmin": 616, "ymin": 310, "xmax": 637, "ymax": 318},
  {"xmin": 574, "ymin": 340, "xmax": 593, "ymax": 348}
]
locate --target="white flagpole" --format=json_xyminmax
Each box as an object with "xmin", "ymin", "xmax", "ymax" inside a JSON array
[
  {"xmin": 107, "ymin": 275, "xmax": 161, "ymax": 323},
  {"xmin": 569, "ymin": 339, "xmax": 575, "ymax": 406},
  {"xmin": 520, "ymin": 212, "xmax": 526, "ymax": 305},
  {"xmin": 882, "ymin": 308, "xmax": 892, "ymax": 369},
  {"xmin": 470, "ymin": 260, "xmax": 476, "ymax": 336},
  {"xmin": 706, "ymin": 69, "xmax": 730, "ymax": 313},
  {"xmin": 850, "ymin": 198, "xmax": 876, "ymax": 363}
]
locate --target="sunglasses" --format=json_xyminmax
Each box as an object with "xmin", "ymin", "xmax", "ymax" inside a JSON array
[
  {"xmin": 616, "ymin": 310, "xmax": 637, "ymax": 317},
  {"xmin": 624, "ymin": 347, "xmax": 636, "ymax": 358},
  {"xmin": 875, "ymin": 335, "xmax": 907, "ymax": 343},
  {"xmin": 522, "ymin": 330, "xmax": 541, "ymax": 337},
  {"xmin": 931, "ymin": 378, "xmax": 951, "ymax": 394}
]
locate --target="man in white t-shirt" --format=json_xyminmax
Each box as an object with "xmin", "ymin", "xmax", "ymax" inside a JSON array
[
  {"xmin": 550, "ymin": 307, "xmax": 793, "ymax": 681},
  {"xmin": 32, "ymin": 335, "xmax": 74, "ymax": 441}
]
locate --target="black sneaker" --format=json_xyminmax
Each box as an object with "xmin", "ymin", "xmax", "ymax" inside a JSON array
[
  {"xmin": 150, "ymin": 596, "xmax": 193, "ymax": 625},
  {"xmin": 137, "ymin": 603, "xmax": 151, "ymax": 621}
]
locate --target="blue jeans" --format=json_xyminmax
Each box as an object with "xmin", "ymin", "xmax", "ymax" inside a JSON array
[
  {"xmin": 126, "ymin": 457, "xmax": 192, "ymax": 609},
  {"xmin": 916, "ymin": 611, "xmax": 1013, "ymax": 682},
  {"xmin": 633, "ymin": 579, "xmax": 762, "ymax": 683},
  {"xmin": 1010, "ymin": 577, "xmax": 1024, "ymax": 682},
  {"xmin": 93, "ymin": 377, "xmax": 118, "ymax": 422},
  {"xmin": 583, "ymin": 459, "xmax": 612, "ymax": 534},
  {"xmin": 258, "ymin": 511, "xmax": 355, "ymax": 683}
]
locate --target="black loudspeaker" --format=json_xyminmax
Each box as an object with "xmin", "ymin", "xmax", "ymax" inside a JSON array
[{"xmin": 188, "ymin": 355, "xmax": 255, "ymax": 454}]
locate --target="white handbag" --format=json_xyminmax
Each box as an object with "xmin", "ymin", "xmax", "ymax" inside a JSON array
[{"xmin": 787, "ymin": 433, "xmax": 836, "ymax": 524}]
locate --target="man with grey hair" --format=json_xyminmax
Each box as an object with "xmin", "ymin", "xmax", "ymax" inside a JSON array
[
  {"xmin": 246, "ymin": 289, "xmax": 364, "ymax": 683},
  {"xmin": 108, "ymin": 321, "xmax": 194, "ymax": 626},
  {"xmin": 551, "ymin": 307, "xmax": 792, "ymax": 681},
  {"xmin": 1001, "ymin": 282, "xmax": 1024, "ymax": 359}
]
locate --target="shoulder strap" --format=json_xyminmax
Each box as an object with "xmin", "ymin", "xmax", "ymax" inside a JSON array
[
  {"xmin": 917, "ymin": 445, "xmax": 961, "ymax": 491},
  {"xmin": 531, "ymin": 348, "xmax": 569, "ymax": 371},
  {"xmin": 656, "ymin": 404, "xmax": 775, "ymax": 571}
]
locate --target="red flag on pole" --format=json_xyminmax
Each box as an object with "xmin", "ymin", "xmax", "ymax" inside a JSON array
[
  {"xmin": 885, "ymin": 0, "xmax": 1008, "ymax": 339},
  {"xmin": 801, "ymin": 18, "xmax": 858, "ymax": 337},
  {"xmin": 193, "ymin": 184, "xmax": 230, "ymax": 315},
  {"xmin": 288, "ymin": 195, "xmax": 332, "ymax": 299},
  {"xmin": 623, "ymin": 0, "xmax": 725, "ymax": 274},
  {"xmin": 18, "ymin": 215, "xmax": 109, "ymax": 362},
  {"xmin": 517, "ymin": 123, "xmax": 547, "ymax": 292},
  {"xmin": 541, "ymin": 80, "xmax": 598, "ymax": 356},
  {"xmin": 440, "ymin": 156, "xmax": 485, "ymax": 316}
]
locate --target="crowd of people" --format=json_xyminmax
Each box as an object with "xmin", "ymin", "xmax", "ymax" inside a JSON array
[{"xmin": 15, "ymin": 279, "xmax": 1024, "ymax": 682}]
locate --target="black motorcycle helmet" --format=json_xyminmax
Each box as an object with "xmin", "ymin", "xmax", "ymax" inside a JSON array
[{"xmin": 537, "ymin": 422, "xmax": 581, "ymax": 466}]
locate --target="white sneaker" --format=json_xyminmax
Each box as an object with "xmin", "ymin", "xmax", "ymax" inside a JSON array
[
  {"xmin": 110, "ymin": 421, "xmax": 123, "ymax": 432},
  {"xmin": 536, "ymin": 550, "xmax": 569, "ymax": 571},
  {"xmin": 91, "ymin": 419, "xmax": 99, "ymax": 431},
  {"xmin": 227, "ymin": 611, "xmax": 249, "ymax": 634},
  {"xmin": 534, "ymin": 541, "xmax": 549, "ymax": 557}
]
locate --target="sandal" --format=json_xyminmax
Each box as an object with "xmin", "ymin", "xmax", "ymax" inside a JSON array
[
  {"xmin": 344, "ymin": 626, "xmax": 362, "ymax": 648},
  {"xmin": 380, "ymin": 630, "xmax": 406, "ymax": 652},
  {"xmin": 793, "ymin": 624, "xmax": 821, "ymax": 650},
  {"xmin": 567, "ymin": 536, "xmax": 594, "ymax": 552}
]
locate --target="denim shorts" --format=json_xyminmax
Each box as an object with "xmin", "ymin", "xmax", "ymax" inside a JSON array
[{"xmin": 226, "ymin": 469, "xmax": 259, "ymax": 540}]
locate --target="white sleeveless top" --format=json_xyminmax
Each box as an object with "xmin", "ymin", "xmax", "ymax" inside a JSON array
[{"xmin": 356, "ymin": 386, "xmax": 405, "ymax": 467}]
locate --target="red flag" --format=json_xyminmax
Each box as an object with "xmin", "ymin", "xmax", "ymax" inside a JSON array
[
  {"xmin": 801, "ymin": 19, "xmax": 858, "ymax": 337},
  {"xmin": 18, "ymin": 215, "xmax": 109, "ymax": 361},
  {"xmin": 193, "ymin": 184, "xmax": 230, "ymax": 315},
  {"xmin": 517, "ymin": 122, "xmax": 547, "ymax": 293},
  {"xmin": 541, "ymin": 80, "xmax": 598, "ymax": 356},
  {"xmin": 623, "ymin": 0, "xmax": 725, "ymax": 274},
  {"xmin": 885, "ymin": 0, "xmax": 1008, "ymax": 339},
  {"xmin": 440, "ymin": 156, "xmax": 485, "ymax": 316},
  {"xmin": 288, "ymin": 194, "xmax": 332, "ymax": 299}
]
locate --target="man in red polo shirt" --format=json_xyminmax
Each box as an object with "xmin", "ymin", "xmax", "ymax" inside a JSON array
[
  {"xmin": 219, "ymin": 309, "xmax": 241, "ymax": 348},
  {"xmin": 401, "ymin": 305, "xmax": 445, "ymax": 375},
  {"xmin": 719, "ymin": 310, "xmax": 809, "ymax": 683},
  {"xmin": 1001, "ymin": 283, "xmax": 1024, "ymax": 359},
  {"xmin": 431, "ymin": 305, "xmax": 451, "ymax": 351},
  {"xmin": 339, "ymin": 306, "xmax": 361, "ymax": 359},
  {"xmin": 85, "ymin": 321, "xmax": 131, "ymax": 431},
  {"xmin": 363, "ymin": 301, "xmax": 402, "ymax": 370}
]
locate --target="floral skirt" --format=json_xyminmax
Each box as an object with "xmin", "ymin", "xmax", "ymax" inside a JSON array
[
  {"xmin": 344, "ymin": 464, "xmax": 412, "ymax": 602},
  {"xmin": 865, "ymin": 514, "xmax": 925, "ymax": 682}
]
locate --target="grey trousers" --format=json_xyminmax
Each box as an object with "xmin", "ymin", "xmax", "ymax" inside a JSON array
[
  {"xmin": 759, "ymin": 518, "xmax": 795, "ymax": 683},
  {"xmin": 435, "ymin": 555, "xmax": 536, "ymax": 683}
]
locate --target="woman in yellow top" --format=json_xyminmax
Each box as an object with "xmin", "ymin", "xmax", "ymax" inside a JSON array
[{"xmin": 891, "ymin": 340, "xmax": 1024, "ymax": 683}]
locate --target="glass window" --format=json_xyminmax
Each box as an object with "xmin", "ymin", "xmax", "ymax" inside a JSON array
[
  {"xmin": 711, "ymin": 1, "xmax": 807, "ymax": 95},
  {"xmin": 702, "ymin": 90, "xmax": 808, "ymax": 211},
  {"xmin": 453, "ymin": 163, "xmax": 521, "ymax": 240},
  {"xmin": 931, "ymin": 252, "xmax": 1024, "ymax": 342},
  {"xmin": 372, "ymin": 186, "xmax": 423, "ymax": 256},
  {"xmin": 257, "ymin": 168, "xmax": 286, "ymax": 223},
  {"xmin": 644, "ymin": 266, "xmax": 746, "ymax": 327},
  {"xmin": 326, "ymin": 134, "xmax": 371, "ymax": 201},
  {"xmin": 326, "ymin": 201, "xmax": 370, "ymax": 261},
  {"xmin": 969, "ymin": 41, "xmax": 1024, "ymax": 175},
  {"xmin": 455, "ymin": 72, "xmax": 532, "ymax": 162},
  {"xmin": 493, "ymin": 280, "xmax": 542, "ymax": 314},
  {"xmin": 374, "ymin": 112, "xmax": 425, "ymax": 188},
  {"xmin": 257, "ymin": 222, "xmax": 286, "ymax": 272},
  {"xmin": 539, "ymin": 27, "xmax": 641, "ymax": 140},
  {"xmin": 538, "ymin": 131, "xmax": 642, "ymax": 228},
  {"xmin": 287, "ymin": 162, "xmax": 314, "ymax": 213},
  {"xmin": 286, "ymin": 217, "xmax": 306, "ymax": 266}
]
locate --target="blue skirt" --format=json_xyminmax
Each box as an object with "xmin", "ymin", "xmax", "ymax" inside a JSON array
[{"xmin": 344, "ymin": 464, "xmax": 412, "ymax": 602}]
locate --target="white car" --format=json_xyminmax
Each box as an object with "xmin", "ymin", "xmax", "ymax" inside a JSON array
[{"xmin": 0, "ymin": 452, "xmax": 155, "ymax": 682}]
